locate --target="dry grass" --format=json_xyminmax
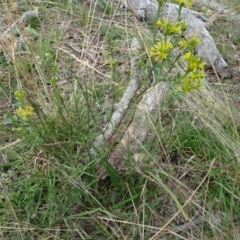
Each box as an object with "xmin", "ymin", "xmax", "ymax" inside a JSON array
[{"xmin": 0, "ymin": 0, "xmax": 240, "ymax": 239}]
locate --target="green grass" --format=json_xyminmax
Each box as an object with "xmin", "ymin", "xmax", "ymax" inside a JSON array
[{"xmin": 0, "ymin": 0, "xmax": 240, "ymax": 239}]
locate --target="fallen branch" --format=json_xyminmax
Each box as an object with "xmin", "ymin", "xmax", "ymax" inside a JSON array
[{"xmin": 97, "ymin": 81, "xmax": 168, "ymax": 179}]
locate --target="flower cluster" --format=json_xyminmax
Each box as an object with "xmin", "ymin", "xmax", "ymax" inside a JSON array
[
  {"xmin": 149, "ymin": 1, "xmax": 205, "ymax": 92},
  {"xmin": 156, "ymin": 18, "xmax": 187, "ymax": 35},
  {"xmin": 14, "ymin": 90, "xmax": 34, "ymax": 121},
  {"xmin": 178, "ymin": 34, "xmax": 201, "ymax": 50},
  {"xmin": 150, "ymin": 18, "xmax": 187, "ymax": 61},
  {"xmin": 177, "ymin": 70, "xmax": 204, "ymax": 92},
  {"xmin": 183, "ymin": 52, "xmax": 205, "ymax": 71},
  {"xmin": 16, "ymin": 105, "xmax": 34, "ymax": 121},
  {"xmin": 178, "ymin": 35, "xmax": 205, "ymax": 92},
  {"xmin": 176, "ymin": 0, "xmax": 194, "ymax": 7},
  {"xmin": 150, "ymin": 40, "xmax": 173, "ymax": 61}
]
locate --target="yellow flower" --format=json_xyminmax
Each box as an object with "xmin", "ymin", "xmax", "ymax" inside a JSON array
[
  {"xmin": 189, "ymin": 70, "xmax": 205, "ymax": 79},
  {"xmin": 183, "ymin": 51, "xmax": 191, "ymax": 60},
  {"xmin": 179, "ymin": 34, "xmax": 201, "ymax": 50},
  {"xmin": 156, "ymin": 18, "xmax": 182, "ymax": 35},
  {"xmin": 16, "ymin": 105, "xmax": 34, "ymax": 120},
  {"xmin": 178, "ymin": 70, "xmax": 205, "ymax": 92},
  {"xmin": 150, "ymin": 40, "xmax": 173, "ymax": 61},
  {"xmin": 176, "ymin": 0, "xmax": 194, "ymax": 7},
  {"xmin": 183, "ymin": 52, "xmax": 205, "ymax": 70},
  {"xmin": 14, "ymin": 90, "xmax": 25, "ymax": 101},
  {"xmin": 189, "ymin": 58, "xmax": 205, "ymax": 70}
]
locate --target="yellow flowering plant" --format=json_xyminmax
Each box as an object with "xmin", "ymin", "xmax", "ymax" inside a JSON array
[
  {"xmin": 149, "ymin": 0, "xmax": 205, "ymax": 92},
  {"xmin": 13, "ymin": 90, "xmax": 34, "ymax": 121},
  {"xmin": 175, "ymin": 0, "xmax": 194, "ymax": 21},
  {"xmin": 150, "ymin": 40, "xmax": 173, "ymax": 61},
  {"xmin": 177, "ymin": 70, "xmax": 204, "ymax": 92},
  {"xmin": 156, "ymin": 18, "xmax": 187, "ymax": 36},
  {"xmin": 16, "ymin": 105, "xmax": 34, "ymax": 121},
  {"xmin": 176, "ymin": 0, "xmax": 194, "ymax": 7},
  {"xmin": 178, "ymin": 34, "xmax": 202, "ymax": 50},
  {"xmin": 183, "ymin": 52, "xmax": 206, "ymax": 71}
]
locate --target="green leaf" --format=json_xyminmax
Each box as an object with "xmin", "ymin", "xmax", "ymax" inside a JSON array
[
  {"xmin": 99, "ymin": 154, "xmax": 123, "ymax": 193},
  {"xmin": 3, "ymin": 116, "xmax": 13, "ymax": 125}
]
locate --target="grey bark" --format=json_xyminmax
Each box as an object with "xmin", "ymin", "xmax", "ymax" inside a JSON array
[{"xmin": 97, "ymin": 81, "xmax": 168, "ymax": 179}]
